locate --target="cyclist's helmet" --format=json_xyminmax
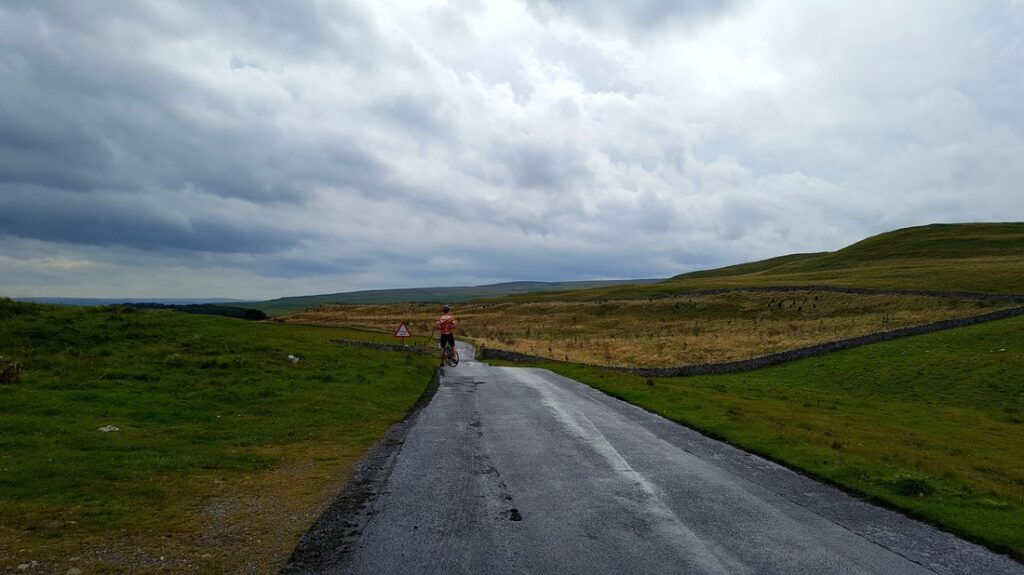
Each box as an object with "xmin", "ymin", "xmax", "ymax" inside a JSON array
[{"xmin": 442, "ymin": 304, "xmax": 450, "ymax": 312}]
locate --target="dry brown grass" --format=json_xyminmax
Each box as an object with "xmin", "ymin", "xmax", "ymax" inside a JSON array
[
  {"xmin": 2, "ymin": 442, "xmax": 365, "ymax": 575},
  {"xmin": 1, "ymin": 430, "xmax": 420, "ymax": 574},
  {"xmin": 282, "ymin": 290, "xmax": 1011, "ymax": 367}
]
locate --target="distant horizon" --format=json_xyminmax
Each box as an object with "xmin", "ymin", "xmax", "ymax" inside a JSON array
[
  {"xmin": 11, "ymin": 297, "xmax": 248, "ymax": 306},
  {"xmin": 7, "ymin": 219, "xmax": 1024, "ymax": 300},
  {"xmin": 8, "ymin": 277, "xmax": 668, "ymax": 304}
]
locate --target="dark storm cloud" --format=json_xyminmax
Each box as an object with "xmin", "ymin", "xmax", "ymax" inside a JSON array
[
  {"xmin": 0, "ymin": 0, "xmax": 392, "ymax": 205},
  {"xmin": 0, "ymin": 0, "xmax": 417, "ymax": 266},
  {"xmin": 256, "ymin": 258, "xmax": 354, "ymax": 279},
  {"xmin": 0, "ymin": 186, "xmax": 301, "ymax": 254},
  {"xmin": 0, "ymin": 114, "xmax": 115, "ymax": 193},
  {"xmin": 252, "ymin": 251, "xmax": 396, "ymax": 278},
  {"xmin": 0, "ymin": 71, "xmax": 393, "ymax": 202}
]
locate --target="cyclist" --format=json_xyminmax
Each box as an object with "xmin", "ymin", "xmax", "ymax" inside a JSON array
[{"xmin": 437, "ymin": 304, "xmax": 457, "ymax": 365}]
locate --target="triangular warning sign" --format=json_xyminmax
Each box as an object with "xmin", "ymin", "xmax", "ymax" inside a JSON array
[{"xmin": 394, "ymin": 323, "xmax": 412, "ymax": 338}]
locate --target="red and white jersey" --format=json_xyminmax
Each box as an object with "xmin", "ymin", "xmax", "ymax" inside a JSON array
[{"xmin": 437, "ymin": 313, "xmax": 456, "ymax": 334}]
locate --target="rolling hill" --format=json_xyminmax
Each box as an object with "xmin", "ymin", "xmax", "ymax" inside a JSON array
[
  {"xmin": 250, "ymin": 279, "xmax": 663, "ymax": 316},
  {"xmin": 504, "ymin": 223, "xmax": 1024, "ymax": 302},
  {"xmin": 666, "ymin": 222, "xmax": 1024, "ymax": 292},
  {"xmin": 256, "ymin": 223, "xmax": 1022, "ymax": 314}
]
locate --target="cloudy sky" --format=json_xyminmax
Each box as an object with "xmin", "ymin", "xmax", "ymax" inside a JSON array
[{"xmin": 1, "ymin": 1, "xmax": 1022, "ymax": 299}]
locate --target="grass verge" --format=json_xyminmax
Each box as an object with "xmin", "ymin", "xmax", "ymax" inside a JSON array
[
  {"xmin": 503, "ymin": 314, "xmax": 1024, "ymax": 559},
  {"xmin": 0, "ymin": 300, "xmax": 436, "ymax": 573}
]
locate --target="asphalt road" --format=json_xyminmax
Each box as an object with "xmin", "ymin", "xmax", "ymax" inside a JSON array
[{"xmin": 287, "ymin": 343, "xmax": 1022, "ymax": 575}]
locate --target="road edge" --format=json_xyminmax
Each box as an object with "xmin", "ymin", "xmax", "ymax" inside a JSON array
[
  {"xmin": 281, "ymin": 369, "xmax": 442, "ymax": 574},
  {"xmin": 532, "ymin": 367, "xmax": 1024, "ymax": 574}
]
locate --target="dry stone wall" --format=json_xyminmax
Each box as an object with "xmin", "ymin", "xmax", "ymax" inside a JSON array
[
  {"xmin": 329, "ymin": 339, "xmax": 426, "ymax": 353},
  {"xmin": 479, "ymin": 304, "xmax": 1024, "ymax": 378}
]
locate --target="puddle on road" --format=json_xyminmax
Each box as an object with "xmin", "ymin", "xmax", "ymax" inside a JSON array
[{"xmin": 442, "ymin": 376, "xmax": 486, "ymax": 392}]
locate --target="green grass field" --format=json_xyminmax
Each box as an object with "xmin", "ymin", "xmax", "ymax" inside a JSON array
[
  {"xmin": 0, "ymin": 300, "xmax": 436, "ymax": 573},
  {"xmin": 665, "ymin": 222, "xmax": 1024, "ymax": 294},
  {"xmin": 505, "ymin": 223, "xmax": 1024, "ymax": 302},
  {"xmin": 517, "ymin": 314, "xmax": 1024, "ymax": 558}
]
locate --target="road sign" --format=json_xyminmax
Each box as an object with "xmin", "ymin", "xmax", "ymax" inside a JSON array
[{"xmin": 394, "ymin": 323, "xmax": 412, "ymax": 338}]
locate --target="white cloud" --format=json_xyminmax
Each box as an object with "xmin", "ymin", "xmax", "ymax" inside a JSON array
[{"xmin": 1, "ymin": 0, "xmax": 1021, "ymax": 299}]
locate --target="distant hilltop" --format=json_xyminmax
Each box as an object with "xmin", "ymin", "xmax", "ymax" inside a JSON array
[
  {"xmin": 660, "ymin": 222, "xmax": 1024, "ymax": 295},
  {"xmin": 248, "ymin": 279, "xmax": 666, "ymax": 316}
]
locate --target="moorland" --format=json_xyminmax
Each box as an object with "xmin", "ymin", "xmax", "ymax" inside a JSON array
[
  {"xmin": 284, "ymin": 291, "xmax": 1013, "ymax": 367},
  {"xmin": 3, "ymin": 222, "xmax": 1022, "ymax": 570},
  {"xmin": 281, "ymin": 222, "xmax": 1024, "ymax": 557}
]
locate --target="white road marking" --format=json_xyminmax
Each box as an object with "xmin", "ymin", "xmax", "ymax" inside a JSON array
[{"xmin": 508, "ymin": 368, "xmax": 746, "ymax": 575}]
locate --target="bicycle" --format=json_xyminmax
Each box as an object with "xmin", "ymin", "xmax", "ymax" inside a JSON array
[{"xmin": 442, "ymin": 342, "xmax": 460, "ymax": 367}]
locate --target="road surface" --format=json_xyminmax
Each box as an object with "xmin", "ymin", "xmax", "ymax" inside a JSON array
[{"xmin": 286, "ymin": 343, "xmax": 1022, "ymax": 575}]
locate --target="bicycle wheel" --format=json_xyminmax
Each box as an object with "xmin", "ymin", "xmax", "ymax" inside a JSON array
[{"xmin": 446, "ymin": 345, "xmax": 459, "ymax": 367}]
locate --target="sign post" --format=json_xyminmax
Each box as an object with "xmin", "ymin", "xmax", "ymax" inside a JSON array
[{"xmin": 394, "ymin": 322, "xmax": 412, "ymax": 346}]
